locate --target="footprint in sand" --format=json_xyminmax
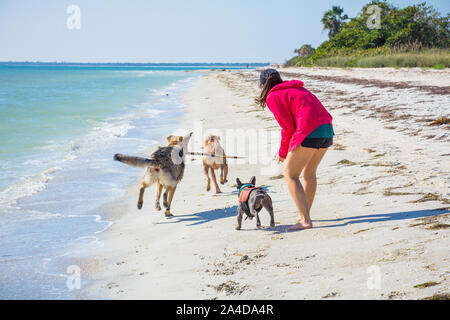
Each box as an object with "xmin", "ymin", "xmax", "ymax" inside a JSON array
[
  {"xmin": 322, "ymin": 291, "xmax": 340, "ymax": 299},
  {"xmin": 271, "ymin": 234, "xmax": 284, "ymax": 240},
  {"xmin": 107, "ymin": 282, "xmax": 119, "ymax": 289}
]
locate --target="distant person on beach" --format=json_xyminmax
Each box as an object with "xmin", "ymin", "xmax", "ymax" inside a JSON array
[{"xmin": 256, "ymin": 69, "xmax": 334, "ymax": 231}]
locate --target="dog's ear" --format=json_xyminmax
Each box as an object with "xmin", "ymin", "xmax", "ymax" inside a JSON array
[
  {"xmin": 250, "ymin": 176, "xmax": 256, "ymax": 185},
  {"xmin": 181, "ymin": 132, "xmax": 193, "ymax": 148},
  {"xmin": 166, "ymin": 135, "xmax": 174, "ymax": 143},
  {"xmin": 236, "ymin": 178, "xmax": 242, "ymax": 188}
]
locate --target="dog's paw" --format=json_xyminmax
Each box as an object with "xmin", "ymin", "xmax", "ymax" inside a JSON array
[
  {"xmin": 163, "ymin": 201, "xmax": 169, "ymax": 209},
  {"xmin": 137, "ymin": 202, "xmax": 143, "ymax": 210},
  {"xmin": 270, "ymin": 223, "xmax": 276, "ymax": 228},
  {"xmin": 235, "ymin": 226, "xmax": 241, "ymax": 231},
  {"xmin": 155, "ymin": 203, "xmax": 161, "ymax": 211}
]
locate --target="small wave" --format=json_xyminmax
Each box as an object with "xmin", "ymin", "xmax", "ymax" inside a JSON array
[
  {"xmin": 150, "ymin": 75, "xmax": 200, "ymax": 98},
  {"xmin": 22, "ymin": 159, "xmax": 44, "ymax": 166},
  {"xmin": 0, "ymin": 167, "xmax": 60, "ymax": 206},
  {"xmin": 59, "ymin": 234, "xmax": 106, "ymax": 259},
  {"xmin": 117, "ymin": 70, "xmax": 157, "ymax": 76},
  {"xmin": 152, "ymin": 89, "xmax": 172, "ymax": 96},
  {"xmin": 20, "ymin": 210, "xmax": 63, "ymax": 221},
  {"xmin": 0, "ymin": 121, "xmax": 135, "ymax": 207},
  {"xmin": 90, "ymin": 121, "xmax": 134, "ymax": 139},
  {"xmin": 0, "ymin": 74, "xmax": 200, "ymax": 208},
  {"xmin": 145, "ymin": 108, "xmax": 166, "ymax": 117},
  {"xmin": 117, "ymin": 70, "xmax": 192, "ymax": 77}
]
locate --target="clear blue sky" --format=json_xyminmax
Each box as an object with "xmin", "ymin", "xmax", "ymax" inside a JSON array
[{"xmin": 0, "ymin": 0, "xmax": 448, "ymax": 63}]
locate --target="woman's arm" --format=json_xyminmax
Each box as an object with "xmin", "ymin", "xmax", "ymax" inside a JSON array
[{"xmin": 267, "ymin": 95, "xmax": 295, "ymax": 159}]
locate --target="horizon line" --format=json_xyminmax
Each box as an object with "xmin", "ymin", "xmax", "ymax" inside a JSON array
[{"xmin": 0, "ymin": 61, "xmax": 272, "ymax": 65}]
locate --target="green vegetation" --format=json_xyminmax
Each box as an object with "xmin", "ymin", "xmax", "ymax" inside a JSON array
[
  {"xmin": 304, "ymin": 49, "xmax": 450, "ymax": 68},
  {"xmin": 321, "ymin": 6, "xmax": 349, "ymax": 39},
  {"xmin": 293, "ymin": 44, "xmax": 315, "ymax": 57},
  {"xmin": 285, "ymin": 1, "xmax": 449, "ymax": 68}
]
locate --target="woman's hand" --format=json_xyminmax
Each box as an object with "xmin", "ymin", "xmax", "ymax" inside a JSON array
[{"xmin": 276, "ymin": 154, "xmax": 285, "ymax": 163}]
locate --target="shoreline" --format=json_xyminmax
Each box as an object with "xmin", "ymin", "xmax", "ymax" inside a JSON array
[
  {"xmin": 83, "ymin": 68, "xmax": 449, "ymax": 300},
  {"xmin": 0, "ymin": 68, "xmax": 204, "ymax": 299}
]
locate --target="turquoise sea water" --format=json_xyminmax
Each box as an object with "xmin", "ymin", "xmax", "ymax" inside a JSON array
[
  {"xmin": 0, "ymin": 66, "xmax": 195, "ymax": 193},
  {"xmin": 0, "ymin": 64, "xmax": 256, "ymax": 299}
]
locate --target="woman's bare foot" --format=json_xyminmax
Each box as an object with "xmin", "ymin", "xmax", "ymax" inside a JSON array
[{"xmin": 288, "ymin": 220, "xmax": 313, "ymax": 231}]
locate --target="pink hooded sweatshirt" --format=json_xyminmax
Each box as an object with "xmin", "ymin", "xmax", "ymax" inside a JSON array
[{"xmin": 266, "ymin": 80, "xmax": 333, "ymax": 159}]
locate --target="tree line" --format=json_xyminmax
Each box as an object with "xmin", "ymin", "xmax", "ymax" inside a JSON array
[{"xmin": 287, "ymin": 1, "xmax": 449, "ymax": 67}]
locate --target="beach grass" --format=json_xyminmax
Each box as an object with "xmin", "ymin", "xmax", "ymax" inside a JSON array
[
  {"xmin": 286, "ymin": 49, "xmax": 450, "ymax": 69},
  {"xmin": 429, "ymin": 116, "xmax": 450, "ymax": 126}
]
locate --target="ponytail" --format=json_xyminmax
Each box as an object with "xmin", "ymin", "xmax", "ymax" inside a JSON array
[{"xmin": 255, "ymin": 73, "xmax": 283, "ymax": 108}]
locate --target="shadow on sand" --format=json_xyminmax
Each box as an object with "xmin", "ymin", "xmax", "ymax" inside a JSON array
[
  {"xmin": 312, "ymin": 207, "xmax": 449, "ymax": 229},
  {"xmin": 155, "ymin": 186, "xmax": 273, "ymax": 227},
  {"xmin": 262, "ymin": 207, "xmax": 449, "ymax": 234},
  {"xmin": 154, "ymin": 206, "xmax": 238, "ymax": 226},
  {"xmin": 156, "ymin": 201, "xmax": 448, "ymax": 232}
]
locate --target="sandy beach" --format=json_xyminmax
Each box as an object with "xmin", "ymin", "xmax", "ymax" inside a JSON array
[{"xmin": 82, "ymin": 67, "xmax": 449, "ymax": 300}]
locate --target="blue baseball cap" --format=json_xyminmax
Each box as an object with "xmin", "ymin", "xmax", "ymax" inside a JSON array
[{"xmin": 260, "ymin": 69, "xmax": 280, "ymax": 86}]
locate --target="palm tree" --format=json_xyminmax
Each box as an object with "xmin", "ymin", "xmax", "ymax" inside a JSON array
[
  {"xmin": 321, "ymin": 6, "xmax": 349, "ymax": 39},
  {"xmin": 294, "ymin": 44, "xmax": 315, "ymax": 57}
]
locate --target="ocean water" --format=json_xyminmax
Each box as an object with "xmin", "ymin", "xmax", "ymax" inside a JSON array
[{"xmin": 0, "ymin": 64, "xmax": 222, "ymax": 299}]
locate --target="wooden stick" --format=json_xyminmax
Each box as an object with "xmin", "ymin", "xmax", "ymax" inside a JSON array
[{"xmin": 187, "ymin": 152, "xmax": 245, "ymax": 159}]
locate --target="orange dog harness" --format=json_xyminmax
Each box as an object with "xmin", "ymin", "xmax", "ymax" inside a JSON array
[
  {"xmin": 238, "ymin": 186, "xmax": 259, "ymax": 203},
  {"xmin": 238, "ymin": 184, "xmax": 261, "ymax": 218}
]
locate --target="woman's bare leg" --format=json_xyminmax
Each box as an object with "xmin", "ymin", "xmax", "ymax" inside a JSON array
[
  {"xmin": 284, "ymin": 146, "xmax": 316, "ymax": 229},
  {"xmin": 302, "ymin": 148, "xmax": 328, "ymax": 211}
]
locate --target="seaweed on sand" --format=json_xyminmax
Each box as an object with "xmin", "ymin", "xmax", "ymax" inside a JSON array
[
  {"xmin": 429, "ymin": 116, "xmax": 450, "ymax": 126},
  {"xmin": 414, "ymin": 281, "xmax": 440, "ymax": 289}
]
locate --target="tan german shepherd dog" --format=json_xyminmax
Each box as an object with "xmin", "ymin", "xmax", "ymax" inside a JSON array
[
  {"xmin": 202, "ymin": 134, "xmax": 228, "ymax": 194},
  {"xmin": 114, "ymin": 132, "xmax": 192, "ymax": 217}
]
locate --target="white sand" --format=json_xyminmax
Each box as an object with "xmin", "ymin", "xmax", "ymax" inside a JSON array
[
  {"xmin": 83, "ymin": 68, "xmax": 449, "ymax": 300},
  {"xmin": 278, "ymin": 66, "xmax": 450, "ymax": 87}
]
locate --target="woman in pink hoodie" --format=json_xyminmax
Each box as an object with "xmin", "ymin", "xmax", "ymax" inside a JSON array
[{"xmin": 256, "ymin": 69, "xmax": 333, "ymax": 231}]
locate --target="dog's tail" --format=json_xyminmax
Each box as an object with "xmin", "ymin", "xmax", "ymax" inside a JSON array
[{"xmin": 114, "ymin": 154, "xmax": 153, "ymax": 168}]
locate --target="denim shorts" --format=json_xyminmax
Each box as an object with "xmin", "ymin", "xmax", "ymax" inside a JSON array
[{"xmin": 301, "ymin": 137, "xmax": 333, "ymax": 149}]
